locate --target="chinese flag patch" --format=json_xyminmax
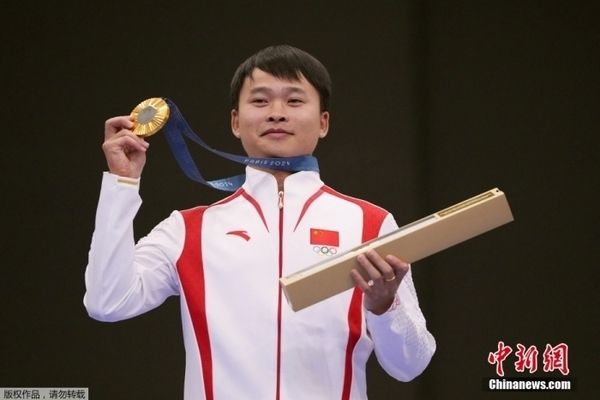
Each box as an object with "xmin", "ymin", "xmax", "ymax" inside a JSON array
[{"xmin": 310, "ymin": 228, "xmax": 339, "ymax": 247}]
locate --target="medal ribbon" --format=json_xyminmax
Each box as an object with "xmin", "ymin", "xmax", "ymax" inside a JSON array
[{"xmin": 161, "ymin": 98, "xmax": 319, "ymax": 191}]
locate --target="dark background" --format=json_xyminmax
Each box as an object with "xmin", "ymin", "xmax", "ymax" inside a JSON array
[{"xmin": 1, "ymin": 1, "xmax": 597, "ymax": 399}]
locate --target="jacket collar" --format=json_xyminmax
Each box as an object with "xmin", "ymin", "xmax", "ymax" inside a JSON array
[{"xmin": 242, "ymin": 166, "xmax": 324, "ymax": 208}]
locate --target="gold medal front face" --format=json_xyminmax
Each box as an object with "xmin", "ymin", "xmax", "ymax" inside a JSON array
[{"xmin": 130, "ymin": 98, "xmax": 170, "ymax": 137}]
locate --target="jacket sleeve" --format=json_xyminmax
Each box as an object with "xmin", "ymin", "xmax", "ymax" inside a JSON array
[
  {"xmin": 83, "ymin": 172, "xmax": 184, "ymax": 322},
  {"xmin": 365, "ymin": 213, "xmax": 436, "ymax": 381}
]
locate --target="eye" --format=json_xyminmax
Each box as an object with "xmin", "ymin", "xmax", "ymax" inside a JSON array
[
  {"xmin": 250, "ymin": 98, "xmax": 268, "ymax": 106},
  {"xmin": 288, "ymin": 98, "xmax": 305, "ymax": 105}
]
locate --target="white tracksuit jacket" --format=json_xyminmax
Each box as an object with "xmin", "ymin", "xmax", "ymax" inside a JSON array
[{"xmin": 84, "ymin": 167, "xmax": 435, "ymax": 400}]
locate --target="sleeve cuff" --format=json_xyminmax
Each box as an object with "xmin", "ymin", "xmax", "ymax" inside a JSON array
[
  {"xmin": 103, "ymin": 171, "xmax": 141, "ymax": 189},
  {"xmin": 365, "ymin": 293, "xmax": 404, "ymax": 323}
]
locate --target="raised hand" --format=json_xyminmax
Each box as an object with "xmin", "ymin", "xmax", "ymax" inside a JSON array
[{"xmin": 102, "ymin": 116, "xmax": 149, "ymax": 178}]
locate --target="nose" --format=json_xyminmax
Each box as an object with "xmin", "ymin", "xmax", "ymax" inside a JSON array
[{"xmin": 267, "ymin": 101, "xmax": 288, "ymax": 122}]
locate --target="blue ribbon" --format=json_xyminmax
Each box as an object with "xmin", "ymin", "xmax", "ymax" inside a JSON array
[{"xmin": 161, "ymin": 98, "xmax": 320, "ymax": 191}]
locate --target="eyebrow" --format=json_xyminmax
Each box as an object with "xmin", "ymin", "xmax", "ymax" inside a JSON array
[{"xmin": 248, "ymin": 86, "xmax": 307, "ymax": 95}]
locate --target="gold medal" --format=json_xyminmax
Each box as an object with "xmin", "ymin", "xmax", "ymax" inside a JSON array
[{"xmin": 130, "ymin": 98, "xmax": 170, "ymax": 137}]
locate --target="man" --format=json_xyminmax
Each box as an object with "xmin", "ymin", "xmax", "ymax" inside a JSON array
[{"xmin": 85, "ymin": 45, "xmax": 435, "ymax": 400}]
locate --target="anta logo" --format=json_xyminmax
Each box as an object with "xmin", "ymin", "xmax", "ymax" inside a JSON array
[
  {"xmin": 226, "ymin": 230, "xmax": 251, "ymax": 241},
  {"xmin": 310, "ymin": 228, "xmax": 339, "ymax": 256}
]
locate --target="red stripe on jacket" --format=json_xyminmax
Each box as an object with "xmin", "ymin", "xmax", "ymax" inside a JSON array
[
  {"xmin": 321, "ymin": 186, "xmax": 388, "ymax": 400},
  {"xmin": 178, "ymin": 206, "xmax": 213, "ymax": 400},
  {"xmin": 177, "ymin": 190, "xmax": 256, "ymax": 400}
]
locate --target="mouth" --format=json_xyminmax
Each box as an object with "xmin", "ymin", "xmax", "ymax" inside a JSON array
[{"xmin": 261, "ymin": 128, "xmax": 292, "ymax": 137}]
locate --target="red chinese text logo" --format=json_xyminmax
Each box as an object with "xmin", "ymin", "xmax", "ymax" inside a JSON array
[
  {"xmin": 488, "ymin": 341, "xmax": 569, "ymax": 376},
  {"xmin": 543, "ymin": 343, "xmax": 570, "ymax": 375}
]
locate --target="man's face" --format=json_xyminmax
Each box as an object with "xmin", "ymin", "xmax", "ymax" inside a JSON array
[{"xmin": 231, "ymin": 68, "xmax": 329, "ymax": 158}]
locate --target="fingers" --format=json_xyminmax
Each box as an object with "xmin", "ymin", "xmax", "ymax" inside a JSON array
[
  {"xmin": 353, "ymin": 250, "xmax": 410, "ymax": 289},
  {"xmin": 357, "ymin": 250, "xmax": 395, "ymax": 282},
  {"xmin": 103, "ymin": 130, "xmax": 149, "ymax": 154},
  {"xmin": 350, "ymin": 269, "xmax": 373, "ymax": 293},
  {"xmin": 353, "ymin": 250, "xmax": 410, "ymax": 315},
  {"xmin": 384, "ymin": 254, "xmax": 410, "ymax": 281},
  {"xmin": 101, "ymin": 116, "xmax": 149, "ymax": 178},
  {"xmin": 105, "ymin": 116, "xmax": 134, "ymax": 138},
  {"xmin": 103, "ymin": 115, "xmax": 148, "ymax": 154},
  {"xmin": 353, "ymin": 250, "xmax": 389, "ymax": 295}
]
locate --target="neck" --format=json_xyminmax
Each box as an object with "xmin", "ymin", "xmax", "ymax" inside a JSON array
[
  {"xmin": 272, "ymin": 170, "xmax": 291, "ymax": 191},
  {"xmin": 254, "ymin": 167, "xmax": 292, "ymax": 191}
]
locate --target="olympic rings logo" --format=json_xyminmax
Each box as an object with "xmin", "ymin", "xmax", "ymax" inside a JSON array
[{"xmin": 313, "ymin": 245, "xmax": 338, "ymax": 256}]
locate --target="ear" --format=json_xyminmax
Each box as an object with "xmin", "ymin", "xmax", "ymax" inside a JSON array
[
  {"xmin": 319, "ymin": 111, "xmax": 330, "ymax": 138},
  {"xmin": 231, "ymin": 109, "xmax": 241, "ymax": 138}
]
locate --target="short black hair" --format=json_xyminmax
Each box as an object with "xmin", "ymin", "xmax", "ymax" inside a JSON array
[{"xmin": 230, "ymin": 45, "xmax": 331, "ymax": 111}]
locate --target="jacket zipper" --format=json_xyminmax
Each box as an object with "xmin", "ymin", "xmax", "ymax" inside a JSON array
[{"xmin": 276, "ymin": 190, "xmax": 284, "ymax": 400}]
